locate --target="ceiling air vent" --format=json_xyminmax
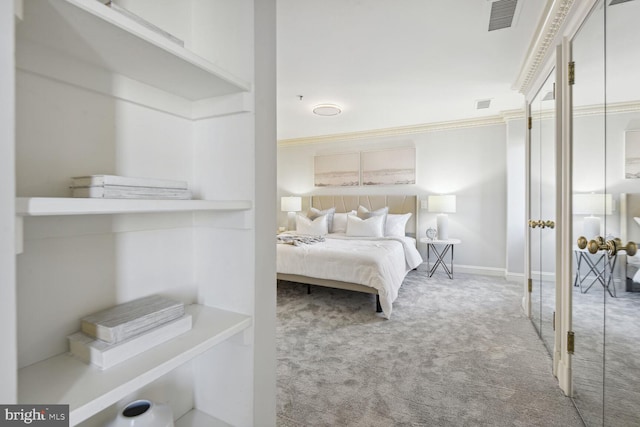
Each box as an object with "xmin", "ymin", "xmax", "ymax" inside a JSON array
[
  {"xmin": 610, "ymin": 0, "xmax": 634, "ymax": 5},
  {"xmin": 488, "ymin": 0, "xmax": 518, "ymax": 31},
  {"xmin": 476, "ymin": 99, "xmax": 491, "ymax": 110}
]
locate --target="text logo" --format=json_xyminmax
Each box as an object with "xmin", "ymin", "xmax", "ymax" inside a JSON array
[{"xmin": 0, "ymin": 405, "xmax": 68, "ymax": 426}]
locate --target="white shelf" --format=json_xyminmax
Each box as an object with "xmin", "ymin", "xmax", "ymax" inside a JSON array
[
  {"xmin": 16, "ymin": 197, "xmax": 252, "ymax": 216},
  {"xmin": 16, "ymin": 0, "xmax": 250, "ymax": 100},
  {"xmin": 18, "ymin": 305, "xmax": 252, "ymax": 426},
  {"xmin": 176, "ymin": 409, "xmax": 233, "ymax": 427}
]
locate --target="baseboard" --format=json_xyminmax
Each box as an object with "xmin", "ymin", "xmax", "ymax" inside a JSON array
[
  {"xmin": 506, "ymin": 272, "xmax": 525, "ymax": 283},
  {"xmin": 453, "ymin": 264, "xmax": 507, "ymax": 277}
]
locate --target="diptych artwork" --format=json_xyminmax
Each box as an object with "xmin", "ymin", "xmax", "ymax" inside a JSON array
[
  {"xmin": 361, "ymin": 147, "xmax": 416, "ymax": 186},
  {"xmin": 625, "ymin": 130, "xmax": 640, "ymax": 179},
  {"xmin": 314, "ymin": 148, "xmax": 416, "ymax": 187},
  {"xmin": 314, "ymin": 153, "xmax": 360, "ymax": 187}
]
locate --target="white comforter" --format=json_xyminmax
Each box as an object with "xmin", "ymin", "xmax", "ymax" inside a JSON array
[{"xmin": 277, "ymin": 233, "xmax": 423, "ymax": 318}]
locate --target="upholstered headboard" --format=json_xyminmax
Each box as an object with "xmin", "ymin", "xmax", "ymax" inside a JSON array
[{"xmin": 302, "ymin": 195, "xmax": 418, "ymax": 237}]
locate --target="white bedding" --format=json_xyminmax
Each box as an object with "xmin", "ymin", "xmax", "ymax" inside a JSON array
[{"xmin": 277, "ymin": 232, "xmax": 423, "ymax": 318}]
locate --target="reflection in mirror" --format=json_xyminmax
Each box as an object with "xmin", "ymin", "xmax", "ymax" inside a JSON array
[
  {"xmin": 604, "ymin": 0, "xmax": 640, "ymax": 425},
  {"xmin": 530, "ymin": 71, "xmax": 556, "ymax": 356},
  {"xmin": 571, "ymin": 0, "xmax": 606, "ymax": 425}
]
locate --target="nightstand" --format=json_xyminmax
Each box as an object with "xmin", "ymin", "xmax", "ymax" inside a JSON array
[{"xmin": 420, "ymin": 238, "xmax": 461, "ymax": 279}]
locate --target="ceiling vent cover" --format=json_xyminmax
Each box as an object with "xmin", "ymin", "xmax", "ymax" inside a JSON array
[
  {"xmin": 476, "ymin": 99, "xmax": 492, "ymax": 110},
  {"xmin": 488, "ymin": 0, "xmax": 518, "ymax": 31}
]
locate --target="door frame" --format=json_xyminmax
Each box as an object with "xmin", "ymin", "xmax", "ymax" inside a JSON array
[{"xmin": 520, "ymin": 0, "xmax": 600, "ymax": 396}]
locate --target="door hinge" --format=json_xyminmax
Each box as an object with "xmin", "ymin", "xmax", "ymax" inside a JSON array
[
  {"xmin": 567, "ymin": 331, "xmax": 575, "ymax": 354},
  {"xmin": 528, "ymin": 116, "xmax": 532, "ymax": 130},
  {"xmin": 568, "ymin": 61, "xmax": 575, "ymax": 85},
  {"xmin": 528, "ymin": 278, "xmax": 532, "ymax": 293},
  {"xmin": 552, "ymin": 311, "xmax": 556, "ymax": 331}
]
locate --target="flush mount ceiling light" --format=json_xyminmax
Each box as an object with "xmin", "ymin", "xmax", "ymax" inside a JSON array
[{"xmin": 312, "ymin": 104, "xmax": 342, "ymax": 116}]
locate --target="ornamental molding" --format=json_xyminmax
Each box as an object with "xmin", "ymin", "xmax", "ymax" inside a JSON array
[
  {"xmin": 277, "ymin": 111, "xmax": 524, "ymax": 146},
  {"xmin": 513, "ymin": 0, "xmax": 576, "ymax": 95}
]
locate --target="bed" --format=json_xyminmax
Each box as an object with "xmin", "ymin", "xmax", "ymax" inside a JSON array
[
  {"xmin": 623, "ymin": 194, "xmax": 640, "ymax": 292},
  {"xmin": 276, "ymin": 195, "xmax": 423, "ymax": 318}
]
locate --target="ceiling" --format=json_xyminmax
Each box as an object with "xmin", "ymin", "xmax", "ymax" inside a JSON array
[{"xmin": 276, "ymin": 0, "xmax": 549, "ymax": 141}]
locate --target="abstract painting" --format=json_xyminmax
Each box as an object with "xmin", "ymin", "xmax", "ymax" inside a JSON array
[
  {"xmin": 314, "ymin": 153, "xmax": 360, "ymax": 187},
  {"xmin": 361, "ymin": 147, "xmax": 416, "ymax": 185},
  {"xmin": 625, "ymin": 130, "xmax": 640, "ymax": 179}
]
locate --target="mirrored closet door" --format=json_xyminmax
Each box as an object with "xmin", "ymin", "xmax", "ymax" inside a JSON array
[
  {"xmin": 571, "ymin": 0, "xmax": 640, "ymax": 425},
  {"xmin": 529, "ymin": 71, "xmax": 557, "ymax": 355},
  {"xmin": 602, "ymin": 0, "xmax": 640, "ymax": 424}
]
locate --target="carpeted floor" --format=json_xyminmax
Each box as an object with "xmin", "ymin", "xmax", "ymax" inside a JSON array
[{"xmin": 276, "ymin": 270, "xmax": 585, "ymax": 427}]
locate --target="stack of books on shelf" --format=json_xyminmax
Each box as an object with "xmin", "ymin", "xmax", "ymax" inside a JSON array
[
  {"xmin": 70, "ymin": 175, "xmax": 192, "ymax": 200},
  {"xmin": 68, "ymin": 294, "xmax": 192, "ymax": 370}
]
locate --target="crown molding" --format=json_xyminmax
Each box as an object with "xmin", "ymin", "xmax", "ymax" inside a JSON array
[
  {"xmin": 277, "ymin": 112, "xmax": 525, "ymax": 146},
  {"xmin": 513, "ymin": 0, "xmax": 576, "ymax": 95}
]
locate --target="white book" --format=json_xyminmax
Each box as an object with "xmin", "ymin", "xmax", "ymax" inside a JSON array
[
  {"xmin": 81, "ymin": 295, "xmax": 185, "ymax": 343},
  {"xmin": 72, "ymin": 185, "xmax": 192, "ymax": 200},
  {"xmin": 68, "ymin": 314, "xmax": 192, "ymax": 369},
  {"xmin": 71, "ymin": 174, "xmax": 188, "ymax": 190}
]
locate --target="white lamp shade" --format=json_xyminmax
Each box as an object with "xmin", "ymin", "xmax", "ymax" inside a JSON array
[
  {"xmin": 281, "ymin": 196, "xmax": 302, "ymax": 212},
  {"xmin": 573, "ymin": 193, "xmax": 612, "ymax": 215},
  {"xmin": 428, "ymin": 195, "xmax": 456, "ymax": 213}
]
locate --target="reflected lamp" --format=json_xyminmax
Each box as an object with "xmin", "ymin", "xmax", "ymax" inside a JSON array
[{"xmin": 573, "ymin": 193, "xmax": 613, "ymax": 239}]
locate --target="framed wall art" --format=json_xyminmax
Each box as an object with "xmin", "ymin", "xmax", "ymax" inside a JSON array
[
  {"xmin": 361, "ymin": 147, "xmax": 416, "ymax": 186},
  {"xmin": 625, "ymin": 130, "xmax": 640, "ymax": 179},
  {"xmin": 314, "ymin": 152, "xmax": 360, "ymax": 187}
]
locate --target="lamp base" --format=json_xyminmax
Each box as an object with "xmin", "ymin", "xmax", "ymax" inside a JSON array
[
  {"xmin": 436, "ymin": 214, "xmax": 449, "ymax": 240},
  {"xmin": 583, "ymin": 216, "xmax": 600, "ymax": 240},
  {"xmin": 287, "ymin": 212, "xmax": 296, "ymax": 231}
]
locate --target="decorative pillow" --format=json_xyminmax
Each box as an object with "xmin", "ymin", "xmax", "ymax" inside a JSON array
[
  {"xmin": 331, "ymin": 210, "xmax": 357, "ymax": 233},
  {"xmin": 385, "ymin": 213, "xmax": 412, "ymax": 237},
  {"xmin": 346, "ymin": 214, "xmax": 385, "ymax": 237},
  {"xmin": 357, "ymin": 205, "xmax": 388, "ymax": 220},
  {"xmin": 296, "ymin": 213, "xmax": 328, "ymax": 235},
  {"xmin": 308, "ymin": 207, "xmax": 336, "ymax": 232}
]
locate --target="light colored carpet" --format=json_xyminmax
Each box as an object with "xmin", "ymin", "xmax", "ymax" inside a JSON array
[{"xmin": 276, "ymin": 270, "xmax": 585, "ymax": 427}]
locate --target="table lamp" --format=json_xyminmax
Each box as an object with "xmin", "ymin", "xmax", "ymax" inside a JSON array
[
  {"xmin": 428, "ymin": 195, "xmax": 456, "ymax": 240},
  {"xmin": 573, "ymin": 193, "xmax": 612, "ymax": 239},
  {"xmin": 281, "ymin": 196, "xmax": 302, "ymax": 231}
]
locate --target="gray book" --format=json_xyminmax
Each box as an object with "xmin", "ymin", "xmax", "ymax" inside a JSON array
[{"xmin": 81, "ymin": 295, "xmax": 185, "ymax": 343}]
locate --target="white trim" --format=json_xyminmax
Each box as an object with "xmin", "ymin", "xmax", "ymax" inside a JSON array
[
  {"xmin": 451, "ymin": 264, "xmax": 507, "ymax": 277},
  {"xmin": 278, "ymin": 113, "xmax": 516, "ymax": 146},
  {"xmin": 514, "ymin": 0, "xmax": 576, "ymax": 95},
  {"xmin": 505, "ymin": 272, "xmax": 525, "ymax": 282}
]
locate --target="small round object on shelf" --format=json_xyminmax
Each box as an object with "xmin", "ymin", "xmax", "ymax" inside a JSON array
[{"xmin": 426, "ymin": 227, "xmax": 437, "ymax": 240}]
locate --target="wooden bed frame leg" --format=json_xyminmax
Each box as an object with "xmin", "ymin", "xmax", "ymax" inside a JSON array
[{"xmin": 376, "ymin": 295, "xmax": 382, "ymax": 313}]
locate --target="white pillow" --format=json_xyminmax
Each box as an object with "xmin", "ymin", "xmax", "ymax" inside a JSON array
[
  {"xmin": 357, "ymin": 205, "xmax": 389, "ymax": 221},
  {"xmin": 296, "ymin": 213, "xmax": 328, "ymax": 235},
  {"xmin": 330, "ymin": 210, "xmax": 357, "ymax": 233},
  {"xmin": 308, "ymin": 207, "xmax": 336, "ymax": 231},
  {"xmin": 346, "ymin": 214, "xmax": 385, "ymax": 237},
  {"xmin": 634, "ymin": 217, "xmax": 640, "ymax": 227},
  {"xmin": 385, "ymin": 213, "xmax": 412, "ymax": 237}
]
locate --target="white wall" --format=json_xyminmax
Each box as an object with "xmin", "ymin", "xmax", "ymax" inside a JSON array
[
  {"xmin": 278, "ymin": 123, "xmax": 514, "ymax": 275},
  {"xmin": 0, "ymin": 0, "xmax": 16, "ymax": 403}
]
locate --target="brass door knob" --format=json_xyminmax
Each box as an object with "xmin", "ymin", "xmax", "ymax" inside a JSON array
[
  {"xmin": 529, "ymin": 220, "xmax": 555, "ymax": 229},
  {"xmin": 577, "ymin": 236, "xmax": 637, "ymax": 256}
]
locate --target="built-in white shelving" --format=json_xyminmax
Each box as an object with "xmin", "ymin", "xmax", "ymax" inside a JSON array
[
  {"xmin": 16, "ymin": 0, "xmax": 250, "ymax": 100},
  {"xmin": 16, "ymin": 197, "xmax": 252, "ymax": 216},
  {"xmin": 19, "ymin": 305, "xmax": 251, "ymax": 426}
]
